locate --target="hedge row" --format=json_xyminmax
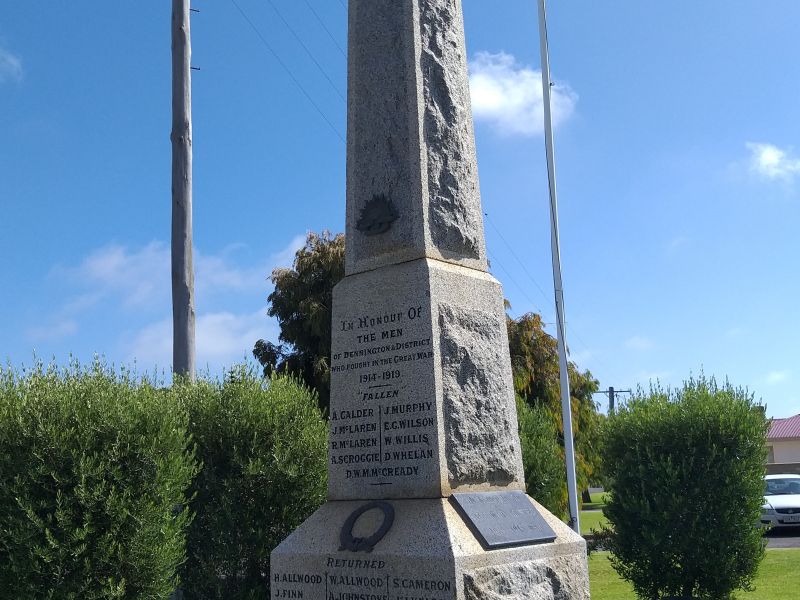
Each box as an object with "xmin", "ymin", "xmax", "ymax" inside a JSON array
[{"xmin": 0, "ymin": 362, "xmax": 327, "ymax": 600}]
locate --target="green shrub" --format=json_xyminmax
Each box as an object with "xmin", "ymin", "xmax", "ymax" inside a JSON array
[
  {"xmin": 601, "ymin": 376, "xmax": 768, "ymax": 600},
  {"xmin": 0, "ymin": 363, "xmax": 329, "ymax": 600},
  {"xmin": 517, "ymin": 397, "xmax": 567, "ymax": 517},
  {"xmin": 0, "ymin": 361, "xmax": 197, "ymax": 600},
  {"xmin": 179, "ymin": 369, "xmax": 327, "ymax": 600}
]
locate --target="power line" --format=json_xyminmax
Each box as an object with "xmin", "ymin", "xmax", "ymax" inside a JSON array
[
  {"xmin": 302, "ymin": 0, "xmax": 347, "ymax": 58},
  {"xmin": 484, "ymin": 211, "xmax": 604, "ymax": 369},
  {"xmin": 484, "ymin": 211, "xmax": 552, "ymax": 307},
  {"xmin": 593, "ymin": 387, "xmax": 632, "ymax": 414},
  {"xmin": 263, "ymin": 0, "xmax": 346, "ymax": 101},
  {"xmin": 229, "ymin": 0, "xmax": 344, "ymax": 143},
  {"xmin": 336, "ymin": 0, "xmax": 347, "ymax": 11},
  {"xmin": 487, "ymin": 250, "xmax": 549, "ymax": 321}
]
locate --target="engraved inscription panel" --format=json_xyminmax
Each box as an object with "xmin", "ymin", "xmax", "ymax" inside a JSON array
[
  {"xmin": 329, "ymin": 264, "xmax": 440, "ymax": 499},
  {"xmin": 272, "ymin": 560, "xmax": 455, "ymax": 600}
]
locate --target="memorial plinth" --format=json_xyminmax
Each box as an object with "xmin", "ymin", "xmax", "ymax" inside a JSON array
[
  {"xmin": 271, "ymin": 1, "xmax": 589, "ymax": 598},
  {"xmin": 273, "ymin": 499, "xmax": 587, "ymax": 600}
]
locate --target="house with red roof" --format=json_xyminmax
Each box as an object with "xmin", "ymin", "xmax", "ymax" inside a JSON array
[{"xmin": 766, "ymin": 414, "xmax": 800, "ymax": 474}]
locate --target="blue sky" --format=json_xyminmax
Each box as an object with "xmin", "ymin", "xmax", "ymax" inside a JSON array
[{"xmin": 1, "ymin": 1, "xmax": 798, "ymax": 418}]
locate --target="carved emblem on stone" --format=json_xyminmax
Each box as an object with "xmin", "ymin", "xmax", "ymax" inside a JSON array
[
  {"xmin": 356, "ymin": 194, "xmax": 398, "ymax": 236},
  {"xmin": 339, "ymin": 500, "xmax": 395, "ymax": 552}
]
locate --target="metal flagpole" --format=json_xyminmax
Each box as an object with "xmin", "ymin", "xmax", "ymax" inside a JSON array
[{"xmin": 536, "ymin": 0, "xmax": 581, "ymax": 535}]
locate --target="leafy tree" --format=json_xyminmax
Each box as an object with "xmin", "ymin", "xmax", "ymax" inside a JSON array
[
  {"xmin": 507, "ymin": 312, "xmax": 604, "ymax": 498},
  {"xmin": 601, "ymin": 376, "xmax": 768, "ymax": 600},
  {"xmin": 253, "ymin": 231, "xmax": 345, "ymax": 414}
]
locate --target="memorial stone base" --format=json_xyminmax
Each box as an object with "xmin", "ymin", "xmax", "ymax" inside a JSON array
[{"xmin": 271, "ymin": 496, "xmax": 589, "ymax": 600}]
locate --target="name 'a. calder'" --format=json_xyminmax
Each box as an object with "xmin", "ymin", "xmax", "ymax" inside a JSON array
[{"xmin": 331, "ymin": 408, "xmax": 374, "ymax": 420}]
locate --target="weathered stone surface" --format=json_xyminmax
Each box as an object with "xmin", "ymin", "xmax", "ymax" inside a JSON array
[
  {"xmin": 464, "ymin": 562, "xmax": 569, "ymax": 600},
  {"xmin": 346, "ymin": 0, "xmax": 422, "ymax": 273},
  {"xmin": 460, "ymin": 555, "xmax": 590, "ymax": 600},
  {"xmin": 345, "ymin": 0, "xmax": 486, "ymax": 275},
  {"xmin": 419, "ymin": 0, "xmax": 483, "ymax": 261},
  {"xmin": 428, "ymin": 261, "xmax": 523, "ymax": 491},
  {"xmin": 439, "ymin": 305, "xmax": 520, "ymax": 487}
]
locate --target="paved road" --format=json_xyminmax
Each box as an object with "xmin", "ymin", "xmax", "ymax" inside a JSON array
[
  {"xmin": 585, "ymin": 527, "xmax": 800, "ymax": 549},
  {"xmin": 765, "ymin": 528, "xmax": 800, "ymax": 549}
]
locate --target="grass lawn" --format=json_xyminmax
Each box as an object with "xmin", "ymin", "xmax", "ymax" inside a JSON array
[
  {"xmin": 579, "ymin": 509, "xmax": 608, "ymax": 536},
  {"xmin": 589, "ymin": 549, "xmax": 800, "ymax": 600},
  {"xmin": 583, "ymin": 491, "xmax": 610, "ymax": 510}
]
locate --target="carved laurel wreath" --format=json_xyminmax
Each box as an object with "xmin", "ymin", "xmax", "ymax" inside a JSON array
[{"xmin": 339, "ymin": 500, "xmax": 395, "ymax": 553}]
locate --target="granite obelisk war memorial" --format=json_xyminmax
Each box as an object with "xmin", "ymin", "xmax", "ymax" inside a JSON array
[{"xmin": 270, "ymin": 1, "xmax": 590, "ymax": 598}]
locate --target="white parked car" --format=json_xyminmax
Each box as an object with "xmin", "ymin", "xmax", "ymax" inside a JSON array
[{"xmin": 761, "ymin": 474, "xmax": 800, "ymax": 529}]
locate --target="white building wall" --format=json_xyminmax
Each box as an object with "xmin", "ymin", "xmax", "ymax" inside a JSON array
[{"xmin": 770, "ymin": 440, "xmax": 800, "ymax": 463}]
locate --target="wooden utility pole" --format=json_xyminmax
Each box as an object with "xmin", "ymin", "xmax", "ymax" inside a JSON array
[
  {"xmin": 171, "ymin": 0, "xmax": 196, "ymax": 380},
  {"xmin": 593, "ymin": 387, "xmax": 632, "ymax": 415}
]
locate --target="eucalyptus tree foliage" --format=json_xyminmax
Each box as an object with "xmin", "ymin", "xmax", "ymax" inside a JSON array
[
  {"xmin": 253, "ymin": 231, "xmax": 345, "ymax": 414},
  {"xmin": 507, "ymin": 311, "xmax": 604, "ymax": 496}
]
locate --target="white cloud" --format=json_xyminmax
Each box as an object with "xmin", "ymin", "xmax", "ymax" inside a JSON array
[
  {"xmin": 60, "ymin": 235, "xmax": 306, "ymax": 311},
  {"xmin": 70, "ymin": 241, "xmax": 169, "ymax": 308},
  {"xmin": 128, "ymin": 308, "xmax": 278, "ymax": 370},
  {"xmin": 195, "ymin": 309, "xmax": 276, "ymax": 364},
  {"xmin": 27, "ymin": 319, "xmax": 78, "ymax": 342},
  {"xmin": 197, "ymin": 253, "xmax": 268, "ymax": 293},
  {"xmin": 271, "ymin": 234, "xmax": 307, "ymax": 269},
  {"xmin": 127, "ymin": 318, "xmax": 172, "ymax": 367},
  {"xmin": 0, "ymin": 48, "xmax": 22, "ymax": 84},
  {"xmin": 116, "ymin": 234, "xmax": 304, "ymax": 371},
  {"xmin": 625, "ymin": 335, "xmax": 654, "ymax": 351},
  {"xmin": 746, "ymin": 143, "xmax": 800, "ymax": 181},
  {"xmin": 766, "ymin": 370, "xmax": 790, "ymax": 385},
  {"xmin": 33, "ymin": 234, "xmax": 305, "ymax": 358},
  {"xmin": 197, "ymin": 234, "xmax": 305, "ymax": 292},
  {"xmin": 468, "ymin": 51, "xmax": 577, "ymax": 137}
]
